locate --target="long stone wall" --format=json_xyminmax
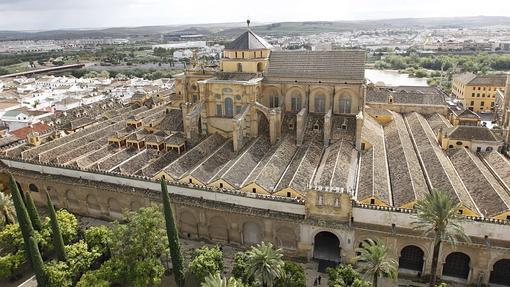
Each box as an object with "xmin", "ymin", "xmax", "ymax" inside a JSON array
[
  {"xmin": 5, "ymin": 166, "xmax": 309, "ymax": 257},
  {"xmin": 353, "ymin": 206, "xmax": 510, "ymax": 286},
  {"xmin": 352, "ymin": 206, "xmax": 510, "ymax": 241},
  {"xmin": 0, "ymin": 158, "xmax": 305, "ymax": 215},
  {"xmin": 3, "ymin": 158, "xmax": 510, "ymax": 286}
]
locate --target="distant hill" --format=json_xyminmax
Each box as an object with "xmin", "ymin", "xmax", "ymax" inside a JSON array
[
  {"xmin": 1, "ymin": 16, "xmax": 509, "ymax": 41},
  {"xmin": 219, "ymin": 16, "xmax": 510, "ymax": 37}
]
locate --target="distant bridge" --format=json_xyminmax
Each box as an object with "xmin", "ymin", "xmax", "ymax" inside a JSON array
[{"xmin": 0, "ymin": 63, "xmax": 86, "ymax": 79}]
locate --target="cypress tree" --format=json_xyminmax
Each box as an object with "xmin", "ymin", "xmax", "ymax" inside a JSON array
[
  {"xmin": 161, "ymin": 179, "xmax": 185, "ymax": 287},
  {"xmin": 28, "ymin": 236, "xmax": 46, "ymax": 287},
  {"xmin": 8, "ymin": 174, "xmax": 34, "ymax": 266},
  {"xmin": 24, "ymin": 192, "xmax": 42, "ymax": 231},
  {"xmin": 45, "ymin": 190, "xmax": 66, "ymax": 261}
]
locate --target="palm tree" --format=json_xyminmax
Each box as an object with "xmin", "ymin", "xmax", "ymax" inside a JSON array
[
  {"xmin": 202, "ymin": 273, "xmax": 227, "ymax": 287},
  {"xmin": 0, "ymin": 191, "xmax": 16, "ymax": 227},
  {"xmin": 245, "ymin": 242, "xmax": 284, "ymax": 287},
  {"xmin": 412, "ymin": 190, "xmax": 470, "ymax": 287},
  {"xmin": 355, "ymin": 238, "xmax": 397, "ymax": 287},
  {"xmin": 202, "ymin": 273, "xmax": 245, "ymax": 287}
]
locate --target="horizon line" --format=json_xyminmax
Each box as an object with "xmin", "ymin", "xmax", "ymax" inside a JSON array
[{"xmin": 1, "ymin": 15, "xmax": 509, "ymax": 33}]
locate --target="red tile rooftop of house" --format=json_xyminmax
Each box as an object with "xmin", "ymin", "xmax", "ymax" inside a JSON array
[{"xmin": 10, "ymin": 123, "xmax": 50, "ymax": 139}]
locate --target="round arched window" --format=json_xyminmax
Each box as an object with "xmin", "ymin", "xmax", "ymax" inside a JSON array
[
  {"xmin": 456, "ymin": 141, "xmax": 462, "ymax": 145},
  {"xmin": 29, "ymin": 184, "xmax": 39, "ymax": 193}
]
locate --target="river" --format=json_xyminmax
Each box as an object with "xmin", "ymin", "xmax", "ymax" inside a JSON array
[{"xmin": 365, "ymin": 69, "xmax": 429, "ymax": 87}]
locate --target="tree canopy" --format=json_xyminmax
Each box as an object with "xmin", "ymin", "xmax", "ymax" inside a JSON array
[{"xmin": 188, "ymin": 245, "xmax": 224, "ymax": 284}]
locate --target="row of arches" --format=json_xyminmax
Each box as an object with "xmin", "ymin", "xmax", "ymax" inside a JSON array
[
  {"xmin": 82, "ymin": 193, "xmax": 143, "ymax": 219},
  {"xmin": 177, "ymin": 211, "xmax": 298, "ymax": 250},
  {"xmin": 263, "ymin": 87, "xmax": 357, "ymax": 114},
  {"xmin": 14, "ymin": 182, "xmax": 510, "ymax": 286},
  {"xmin": 397, "ymin": 245, "xmax": 510, "ymax": 286},
  {"xmin": 21, "ymin": 182, "xmax": 145, "ymax": 219},
  {"xmin": 313, "ymin": 235, "xmax": 510, "ymax": 287}
]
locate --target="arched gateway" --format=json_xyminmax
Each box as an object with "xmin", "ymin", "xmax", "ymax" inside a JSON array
[
  {"xmin": 399, "ymin": 245, "xmax": 425, "ymax": 274},
  {"xmin": 313, "ymin": 231, "xmax": 341, "ymax": 261},
  {"xmin": 490, "ymin": 259, "xmax": 510, "ymax": 286},
  {"xmin": 442, "ymin": 252, "xmax": 470, "ymax": 280},
  {"xmin": 313, "ymin": 231, "xmax": 341, "ymax": 271}
]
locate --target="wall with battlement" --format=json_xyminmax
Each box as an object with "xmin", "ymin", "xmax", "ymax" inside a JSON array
[{"xmin": 0, "ymin": 158, "xmax": 306, "ymax": 215}]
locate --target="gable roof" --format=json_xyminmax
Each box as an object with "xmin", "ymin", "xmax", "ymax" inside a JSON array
[
  {"xmin": 445, "ymin": 126, "xmax": 499, "ymax": 142},
  {"xmin": 10, "ymin": 122, "xmax": 50, "ymax": 138},
  {"xmin": 457, "ymin": 108, "xmax": 480, "ymax": 119},
  {"xmin": 455, "ymin": 73, "xmax": 507, "ymax": 86},
  {"xmin": 265, "ymin": 50, "xmax": 365, "ymax": 81},
  {"xmin": 3, "ymin": 110, "xmax": 25, "ymax": 117},
  {"xmin": 224, "ymin": 30, "xmax": 272, "ymax": 50},
  {"xmin": 366, "ymin": 86, "xmax": 446, "ymax": 105},
  {"xmin": 469, "ymin": 75, "xmax": 507, "ymax": 86}
]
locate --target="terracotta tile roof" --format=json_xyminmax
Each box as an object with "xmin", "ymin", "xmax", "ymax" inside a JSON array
[
  {"xmin": 164, "ymin": 133, "xmax": 226, "ymax": 179},
  {"xmin": 250, "ymin": 136, "xmax": 298, "ymax": 193},
  {"xmin": 405, "ymin": 112, "xmax": 479, "ymax": 213},
  {"xmin": 455, "ymin": 73, "xmax": 507, "ymax": 86},
  {"xmin": 426, "ymin": 113, "xmax": 452, "ymax": 134},
  {"xmin": 445, "ymin": 126, "xmax": 499, "ymax": 142},
  {"xmin": 0, "ymin": 136, "xmax": 21, "ymax": 147},
  {"xmin": 10, "ymin": 123, "xmax": 50, "ymax": 139},
  {"xmin": 468, "ymin": 74, "xmax": 507, "ymax": 86},
  {"xmin": 357, "ymin": 115, "xmax": 391, "ymax": 204},
  {"xmin": 265, "ymin": 50, "xmax": 365, "ymax": 81},
  {"xmin": 453, "ymin": 108, "xmax": 480, "ymax": 118},
  {"xmin": 221, "ymin": 135, "xmax": 272, "ymax": 188},
  {"xmin": 366, "ymin": 86, "xmax": 446, "ymax": 105},
  {"xmin": 447, "ymin": 148, "xmax": 510, "ymax": 217},
  {"xmin": 384, "ymin": 112, "xmax": 428, "ymax": 207}
]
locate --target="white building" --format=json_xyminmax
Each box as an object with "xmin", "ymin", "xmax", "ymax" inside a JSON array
[
  {"xmin": 54, "ymin": 97, "xmax": 82, "ymax": 111},
  {"xmin": 1, "ymin": 109, "xmax": 53, "ymax": 131},
  {"xmin": 152, "ymin": 41, "xmax": 207, "ymax": 50}
]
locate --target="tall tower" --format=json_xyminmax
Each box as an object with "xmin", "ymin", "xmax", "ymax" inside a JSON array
[{"xmin": 220, "ymin": 21, "xmax": 272, "ymax": 74}]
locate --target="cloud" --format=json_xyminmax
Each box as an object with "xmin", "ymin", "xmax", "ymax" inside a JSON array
[{"xmin": 0, "ymin": 0, "xmax": 509, "ymax": 30}]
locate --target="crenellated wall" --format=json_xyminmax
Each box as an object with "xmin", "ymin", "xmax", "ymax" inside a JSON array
[{"xmin": 2, "ymin": 158, "xmax": 510, "ymax": 286}]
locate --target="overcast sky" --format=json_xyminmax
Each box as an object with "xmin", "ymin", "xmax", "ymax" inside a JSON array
[{"xmin": 1, "ymin": 0, "xmax": 509, "ymax": 31}]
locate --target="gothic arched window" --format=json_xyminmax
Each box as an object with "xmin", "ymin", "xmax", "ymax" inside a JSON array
[{"xmin": 224, "ymin": 98, "xmax": 234, "ymax": 117}]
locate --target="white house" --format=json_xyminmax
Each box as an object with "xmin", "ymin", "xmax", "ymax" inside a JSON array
[
  {"xmin": 1, "ymin": 109, "xmax": 53, "ymax": 131},
  {"xmin": 54, "ymin": 97, "xmax": 82, "ymax": 111}
]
